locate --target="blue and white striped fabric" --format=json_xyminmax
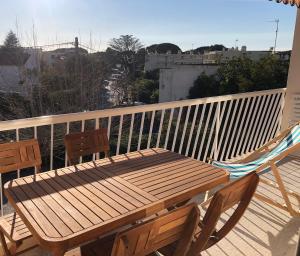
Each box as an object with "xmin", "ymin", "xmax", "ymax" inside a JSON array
[{"xmin": 212, "ymin": 124, "xmax": 300, "ymax": 179}]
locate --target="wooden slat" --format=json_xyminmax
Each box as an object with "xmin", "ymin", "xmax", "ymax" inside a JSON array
[
  {"xmin": 44, "ymin": 171, "xmax": 111, "ymax": 222},
  {"xmin": 62, "ymin": 167, "xmax": 129, "ymax": 214},
  {"xmin": 67, "ymin": 166, "xmax": 137, "ymax": 211},
  {"xmin": 27, "ymin": 175, "xmax": 93, "ymax": 229},
  {"xmin": 37, "ymin": 173, "xmax": 102, "ymax": 225}
]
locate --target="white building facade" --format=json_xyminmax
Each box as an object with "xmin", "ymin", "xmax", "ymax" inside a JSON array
[{"xmin": 159, "ymin": 65, "xmax": 219, "ymax": 102}]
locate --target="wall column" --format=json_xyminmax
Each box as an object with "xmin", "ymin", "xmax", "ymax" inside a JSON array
[{"xmin": 282, "ymin": 9, "xmax": 300, "ymax": 129}]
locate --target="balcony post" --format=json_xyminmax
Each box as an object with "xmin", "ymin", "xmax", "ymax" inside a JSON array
[{"xmin": 282, "ymin": 9, "xmax": 300, "ymax": 129}]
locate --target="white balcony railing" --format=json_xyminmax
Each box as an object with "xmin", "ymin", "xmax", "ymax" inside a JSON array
[{"xmin": 0, "ymin": 88, "xmax": 286, "ymax": 215}]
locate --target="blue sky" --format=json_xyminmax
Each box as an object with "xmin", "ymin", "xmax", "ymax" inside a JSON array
[{"xmin": 0, "ymin": 0, "xmax": 297, "ymax": 51}]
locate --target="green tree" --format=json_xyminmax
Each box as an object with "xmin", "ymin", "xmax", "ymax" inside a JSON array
[
  {"xmin": 188, "ymin": 72, "xmax": 219, "ymax": 99},
  {"xmin": 0, "ymin": 30, "xmax": 26, "ymax": 66},
  {"xmin": 3, "ymin": 30, "xmax": 20, "ymax": 48},
  {"xmin": 133, "ymin": 78, "xmax": 159, "ymax": 104},
  {"xmin": 109, "ymin": 35, "xmax": 143, "ymax": 53},
  {"xmin": 217, "ymin": 57, "xmax": 255, "ymax": 95},
  {"xmin": 188, "ymin": 55, "xmax": 289, "ymax": 99}
]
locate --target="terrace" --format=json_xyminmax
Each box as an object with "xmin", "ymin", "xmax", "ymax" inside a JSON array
[{"xmin": 0, "ymin": 1, "xmax": 300, "ymax": 256}]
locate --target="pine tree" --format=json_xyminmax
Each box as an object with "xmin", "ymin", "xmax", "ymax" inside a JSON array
[{"xmin": 3, "ymin": 30, "xmax": 20, "ymax": 48}]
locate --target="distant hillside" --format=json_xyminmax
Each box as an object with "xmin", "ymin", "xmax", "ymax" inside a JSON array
[
  {"xmin": 146, "ymin": 43, "xmax": 181, "ymax": 54},
  {"xmin": 185, "ymin": 44, "xmax": 228, "ymax": 54}
]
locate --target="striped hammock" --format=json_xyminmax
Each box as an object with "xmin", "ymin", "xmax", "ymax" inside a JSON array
[{"xmin": 212, "ymin": 124, "xmax": 300, "ymax": 178}]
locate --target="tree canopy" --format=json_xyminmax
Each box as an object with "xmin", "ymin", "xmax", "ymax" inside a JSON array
[
  {"xmin": 0, "ymin": 30, "xmax": 27, "ymax": 66},
  {"xmin": 146, "ymin": 43, "xmax": 181, "ymax": 54},
  {"xmin": 189, "ymin": 55, "xmax": 289, "ymax": 99},
  {"xmin": 108, "ymin": 35, "xmax": 143, "ymax": 53},
  {"xmin": 3, "ymin": 30, "xmax": 21, "ymax": 48},
  {"xmin": 189, "ymin": 44, "xmax": 227, "ymax": 54}
]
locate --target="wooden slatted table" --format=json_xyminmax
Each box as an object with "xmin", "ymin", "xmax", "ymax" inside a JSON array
[{"xmin": 4, "ymin": 148, "xmax": 229, "ymax": 255}]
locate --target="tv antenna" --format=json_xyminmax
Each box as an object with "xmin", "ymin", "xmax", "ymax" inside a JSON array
[
  {"xmin": 267, "ymin": 19, "xmax": 279, "ymax": 53},
  {"xmin": 235, "ymin": 39, "xmax": 239, "ymax": 48}
]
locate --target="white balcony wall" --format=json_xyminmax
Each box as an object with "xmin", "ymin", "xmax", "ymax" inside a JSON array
[{"xmin": 283, "ymin": 9, "xmax": 300, "ymax": 128}]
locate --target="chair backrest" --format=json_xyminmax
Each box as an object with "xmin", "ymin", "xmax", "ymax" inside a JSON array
[
  {"xmin": 188, "ymin": 172, "xmax": 259, "ymax": 255},
  {"xmin": 64, "ymin": 128, "xmax": 110, "ymax": 165},
  {"xmin": 0, "ymin": 139, "xmax": 42, "ymax": 174},
  {"xmin": 111, "ymin": 203, "xmax": 200, "ymax": 256}
]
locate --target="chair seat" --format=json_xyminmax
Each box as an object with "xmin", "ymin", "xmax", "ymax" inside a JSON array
[{"xmin": 0, "ymin": 212, "xmax": 32, "ymax": 242}]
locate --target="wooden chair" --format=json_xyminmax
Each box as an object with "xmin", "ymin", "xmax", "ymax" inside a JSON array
[
  {"xmin": 66, "ymin": 203, "xmax": 200, "ymax": 256},
  {"xmin": 211, "ymin": 120, "xmax": 300, "ymax": 217},
  {"xmin": 159, "ymin": 172, "xmax": 259, "ymax": 256},
  {"xmin": 0, "ymin": 139, "xmax": 42, "ymax": 256},
  {"xmin": 64, "ymin": 128, "xmax": 110, "ymax": 165}
]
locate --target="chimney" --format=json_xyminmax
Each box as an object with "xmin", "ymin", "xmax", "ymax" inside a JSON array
[{"xmin": 75, "ymin": 37, "xmax": 79, "ymax": 49}]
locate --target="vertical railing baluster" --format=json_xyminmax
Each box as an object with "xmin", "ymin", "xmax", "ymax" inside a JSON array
[
  {"xmin": 95, "ymin": 118, "xmax": 100, "ymax": 160},
  {"xmin": 214, "ymin": 101, "xmax": 228, "ymax": 158},
  {"xmin": 230, "ymin": 98, "xmax": 250, "ymax": 159},
  {"xmin": 217, "ymin": 100, "xmax": 233, "ymax": 159},
  {"xmin": 268, "ymin": 93, "xmax": 285, "ymax": 141},
  {"xmin": 236, "ymin": 97, "xmax": 255, "ymax": 156},
  {"xmin": 203, "ymin": 103, "xmax": 218, "ymax": 161},
  {"xmin": 50, "ymin": 124, "xmax": 54, "ymax": 170},
  {"xmin": 219, "ymin": 100, "xmax": 239, "ymax": 160},
  {"xmin": 79, "ymin": 120, "xmax": 85, "ymax": 164},
  {"xmin": 260, "ymin": 94, "xmax": 281, "ymax": 145},
  {"xmin": 179, "ymin": 105, "xmax": 191, "ymax": 154},
  {"xmin": 116, "ymin": 115, "xmax": 123, "ymax": 155},
  {"xmin": 156, "ymin": 110, "xmax": 165, "ymax": 148},
  {"xmin": 256, "ymin": 94, "xmax": 276, "ymax": 148},
  {"xmin": 127, "ymin": 113, "xmax": 135, "ymax": 153},
  {"xmin": 212, "ymin": 102, "xmax": 220, "ymax": 161},
  {"xmin": 225, "ymin": 98, "xmax": 245, "ymax": 160},
  {"xmin": 34, "ymin": 126, "xmax": 37, "ymax": 139},
  {"xmin": 147, "ymin": 111, "xmax": 155, "ymax": 149},
  {"xmin": 245, "ymin": 95, "xmax": 267, "ymax": 154},
  {"xmin": 34, "ymin": 126, "xmax": 38, "ymax": 174},
  {"xmin": 197, "ymin": 103, "xmax": 213, "ymax": 160},
  {"xmin": 276, "ymin": 92, "xmax": 286, "ymax": 134},
  {"xmin": 107, "ymin": 116, "xmax": 111, "ymax": 141},
  {"xmin": 241, "ymin": 96, "xmax": 262, "ymax": 154},
  {"xmin": 185, "ymin": 105, "xmax": 199, "ymax": 156},
  {"xmin": 138, "ymin": 112, "xmax": 145, "ymax": 151},
  {"xmin": 251, "ymin": 95, "xmax": 272, "ymax": 151},
  {"xmin": 164, "ymin": 109, "xmax": 174, "ymax": 149},
  {"xmin": 172, "ymin": 107, "xmax": 183, "ymax": 152},
  {"xmin": 16, "ymin": 128, "xmax": 20, "ymax": 178},
  {"xmin": 192, "ymin": 104, "xmax": 206, "ymax": 159},
  {"xmin": 65, "ymin": 122, "xmax": 70, "ymax": 167}
]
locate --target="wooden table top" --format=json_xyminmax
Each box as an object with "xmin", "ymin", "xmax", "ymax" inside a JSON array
[{"xmin": 4, "ymin": 148, "xmax": 229, "ymax": 254}]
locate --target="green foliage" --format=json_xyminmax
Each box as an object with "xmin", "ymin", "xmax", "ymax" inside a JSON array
[
  {"xmin": 36, "ymin": 54, "xmax": 109, "ymax": 115},
  {"xmin": 0, "ymin": 92, "xmax": 31, "ymax": 120},
  {"xmin": 3, "ymin": 30, "xmax": 20, "ymax": 48},
  {"xmin": 146, "ymin": 43, "xmax": 181, "ymax": 54},
  {"xmin": 133, "ymin": 78, "xmax": 159, "ymax": 104},
  {"xmin": 189, "ymin": 55, "xmax": 289, "ymax": 99},
  {"xmin": 108, "ymin": 35, "xmax": 143, "ymax": 53},
  {"xmin": 130, "ymin": 69, "xmax": 160, "ymax": 104},
  {"xmin": 0, "ymin": 31, "xmax": 27, "ymax": 66},
  {"xmin": 190, "ymin": 44, "xmax": 227, "ymax": 54},
  {"xmin": 218, "ymin": 57, "xmax": 255, "ymax": 94},
  {"xmin": 189, "ymin": 73, "xmax": 219, "ymax": 99}
]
